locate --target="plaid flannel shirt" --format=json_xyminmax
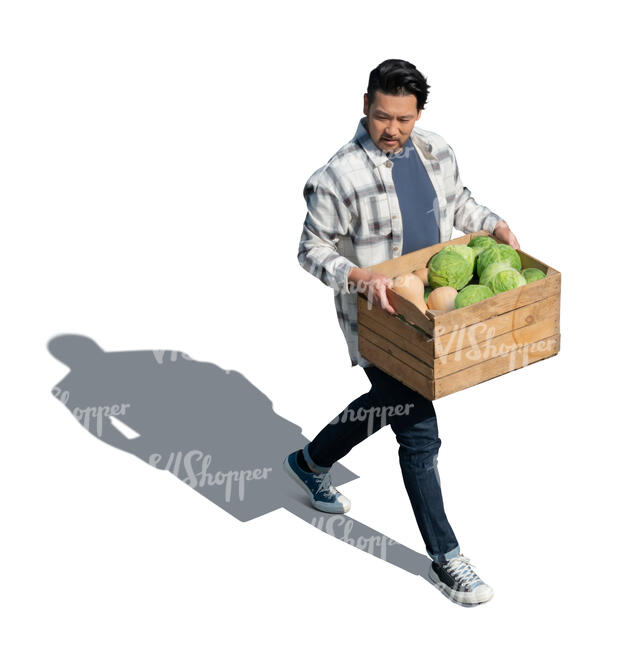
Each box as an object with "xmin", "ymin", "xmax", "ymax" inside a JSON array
[{"xmin": 298, "ymin": 116, "xmax": 506, "ymax": 368}]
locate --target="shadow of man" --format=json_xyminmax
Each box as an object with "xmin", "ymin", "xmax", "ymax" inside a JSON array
[{"xmin": 48, "ymin": 334, "xmax": 432, "ymax": 577}]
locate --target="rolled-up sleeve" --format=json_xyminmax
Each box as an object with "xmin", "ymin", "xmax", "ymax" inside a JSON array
[
  {"xmin": 297, "ymin": 177, "xmax": 358, "ymax": 295},
  {"xmin": 448, "ymin": 145, "xmax": 503, "ymax": 235}
]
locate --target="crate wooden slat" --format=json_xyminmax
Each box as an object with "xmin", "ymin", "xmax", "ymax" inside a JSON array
[
  {"xmin": 357, "ymin": 230, "xmax": 561, "ymax": 400},
  {"xmin": 433, "ymin": 334, "xmax": 560, "ymax": 399},
  {"xmin": 434, "ymin": 293, "xmax": 560, "ymax": 357}
]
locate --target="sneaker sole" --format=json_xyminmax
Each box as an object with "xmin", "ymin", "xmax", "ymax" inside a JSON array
[
  {"xmin": 282, "ymin": 456, "xmax": 350, "ymax": 514},
  {"xmin": 428, "ymin": 566, "xmax": 494, "ymax": 605}
]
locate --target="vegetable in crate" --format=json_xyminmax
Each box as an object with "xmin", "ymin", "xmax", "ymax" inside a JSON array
[
  {"xmin": 487, "ymin": 268, "xmax": 526, "ymax": 294},
  {"xmin": 428, "ymin": 248, "xmax": 474, "ymax": 290},
  {"xmin": 441, "ymin": 244, "xmax": 476, "ymax": 271},
  {"xmin": 467, "ymin": 236, "xmax": 497, "ymax": 272},
  {"xmin": 479, "ymin": 260, "xmax": 514, "ymax": 287},
  {"xmin": 468, "ymin": 235, "xmax": 497, "ymax": 255},
  {"xmin": 413, "ymin": 267, "xmax": 429, "ymax": 286},
  {"xmin": 454, "ymin": 284, "xmax": 494, "ymax": 309},
  {"xmin": 476, "ymin": 242, "xmax": 522, "ymax": 277},
  {"xmin": 391, "ymin": 273, "xmax": 427, "ymax": 312},
  {"xmin": 427, "ymin": 286, "xmax": 458, "ymax": 312},
  {"xmin": 522, "ymin": 268, "xmax": 546, "ymax": 283}
]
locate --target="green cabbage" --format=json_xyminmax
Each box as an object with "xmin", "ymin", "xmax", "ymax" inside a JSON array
[
  {"xmin": 522, "ymin": 268, "xmax": 546, "ymax": 283},
  {"xmin": 428, "ymin": 249, "xmax": 474, "ymax": 290},
  {"xmin": 479, "ymin": 260, "xmax": 514, "ymax": 287},
  {"xmin": 468, "ymin": 236, "xmax": 497, "ymax": 254},
  {"xmin": 454, "ymin": 284, "xmax": 494, "ymax": 309},
  {"xmin": 488, "ymin": 268, "xmax": 526, "ymax": 294},
  {"xmin": 467, "ymin": 236, "xmax": 497, "ymax": 272},
  {"xmin": 441, "ymin": 244, "xmax": 476, "ymax": 271},
  {"xmin": 477, "ymin": 243, "xmax": 522, "ymax": 277}
]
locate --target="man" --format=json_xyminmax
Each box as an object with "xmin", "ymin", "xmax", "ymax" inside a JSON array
[{"xmin": 283, "ymin": 59, "xmax": 519, "ymax": 605}]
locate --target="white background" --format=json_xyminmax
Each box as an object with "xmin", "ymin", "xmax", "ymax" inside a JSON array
[{"xmin": 2, "ymin": 1, "xmax": 628, "ymax": 647}]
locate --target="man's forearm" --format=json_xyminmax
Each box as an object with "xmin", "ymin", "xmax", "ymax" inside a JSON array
[{"xmin": 348, "ymin": 267, "xmax": 372, "ymax": 292}]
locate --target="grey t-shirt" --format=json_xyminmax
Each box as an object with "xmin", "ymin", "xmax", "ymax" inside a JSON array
[{"xmin": 388, "ymin": 138, "xmax": 440, "ymax": 254}]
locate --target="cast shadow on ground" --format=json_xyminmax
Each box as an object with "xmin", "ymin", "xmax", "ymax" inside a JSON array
[{"xmin": 47, "ymin": 333, "xmax": 465, "ymax": 601}]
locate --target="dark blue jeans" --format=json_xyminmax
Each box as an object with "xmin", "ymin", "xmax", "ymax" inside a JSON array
[{"xmin": 304, "ymin": 365, "xmax": 460, "ymax": 564}]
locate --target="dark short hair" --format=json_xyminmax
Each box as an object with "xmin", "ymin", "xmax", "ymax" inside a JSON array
[{"xmin": 366, "ymin": 59, "xmax": 430, "ymax": 111}]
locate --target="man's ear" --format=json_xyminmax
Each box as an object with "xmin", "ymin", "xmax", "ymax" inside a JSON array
[{"xmin": 363, "ymin": 93, "xmax": 369, "ymax": 116}]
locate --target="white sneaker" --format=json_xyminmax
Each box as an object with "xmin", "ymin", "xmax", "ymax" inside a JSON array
[{"xmin": 428, "ymin": 553, "xmax": 494, "ymax": 604}]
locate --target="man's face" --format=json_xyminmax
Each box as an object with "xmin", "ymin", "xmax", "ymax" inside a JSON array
[{"xmin": 363, "ymin": 90, "xmax": 422, "ymax": 154}]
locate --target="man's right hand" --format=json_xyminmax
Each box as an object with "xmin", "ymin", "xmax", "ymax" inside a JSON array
[{"xmin": 348, "ymin": 268, "xmax": 397, "ymax": 315}]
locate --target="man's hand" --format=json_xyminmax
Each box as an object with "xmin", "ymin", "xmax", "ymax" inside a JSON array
[
  {"xmin": 493, "ymin": 220, "xmax": 520, "ymax": 250},
  {"xmin": 348, "ymin": 268, "xmax": 397, "ymax": 315}
]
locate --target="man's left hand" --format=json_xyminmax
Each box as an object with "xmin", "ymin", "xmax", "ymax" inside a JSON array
[{"xmin": 493, "ymin": 220, "xmax": 520, "ymax": 250}]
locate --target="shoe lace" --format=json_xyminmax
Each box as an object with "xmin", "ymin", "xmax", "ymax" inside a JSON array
[
  {"xmin": 444, "ymin": 554, "xmax": 483, "ymax": 590},
  {"xmin": 313, "ymin": 472, "xmax": 337, "ymax": 498}
]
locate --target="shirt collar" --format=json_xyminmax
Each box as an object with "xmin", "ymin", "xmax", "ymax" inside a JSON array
[{"xmin": 353, "ymin": 116, "xmax": 435, "ymax": 166}]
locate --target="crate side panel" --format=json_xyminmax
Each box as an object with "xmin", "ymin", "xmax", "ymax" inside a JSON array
[
  {"xmin": 359, "ymin": 325, "xmax": 434, "ymax": 380},
  {"xmin": 434, "ymin": 293, "xmax": 561, "ymax": 357},
  {"xmin": 434, "ymin": 334, "xmax": 560, "ymax": 399},
  {"xmin": 359, "ymin": 312, "xmax": 435, "ymax": 367},
  {"xmin": 433, "ymin": 316, "xmax": 560, "ymax": 378},
  {"xmin": 358, "ymin": 293, "xmax": 435, "ymax": 345},
  {"xmin": 358, "ymin": 337, "xmax": 435, "ymax": 400}
]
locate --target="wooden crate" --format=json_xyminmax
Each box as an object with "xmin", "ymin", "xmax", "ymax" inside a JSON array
[{"xmin": 357, "ymin": 230, "xmax": 561, "ymax": 400}]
